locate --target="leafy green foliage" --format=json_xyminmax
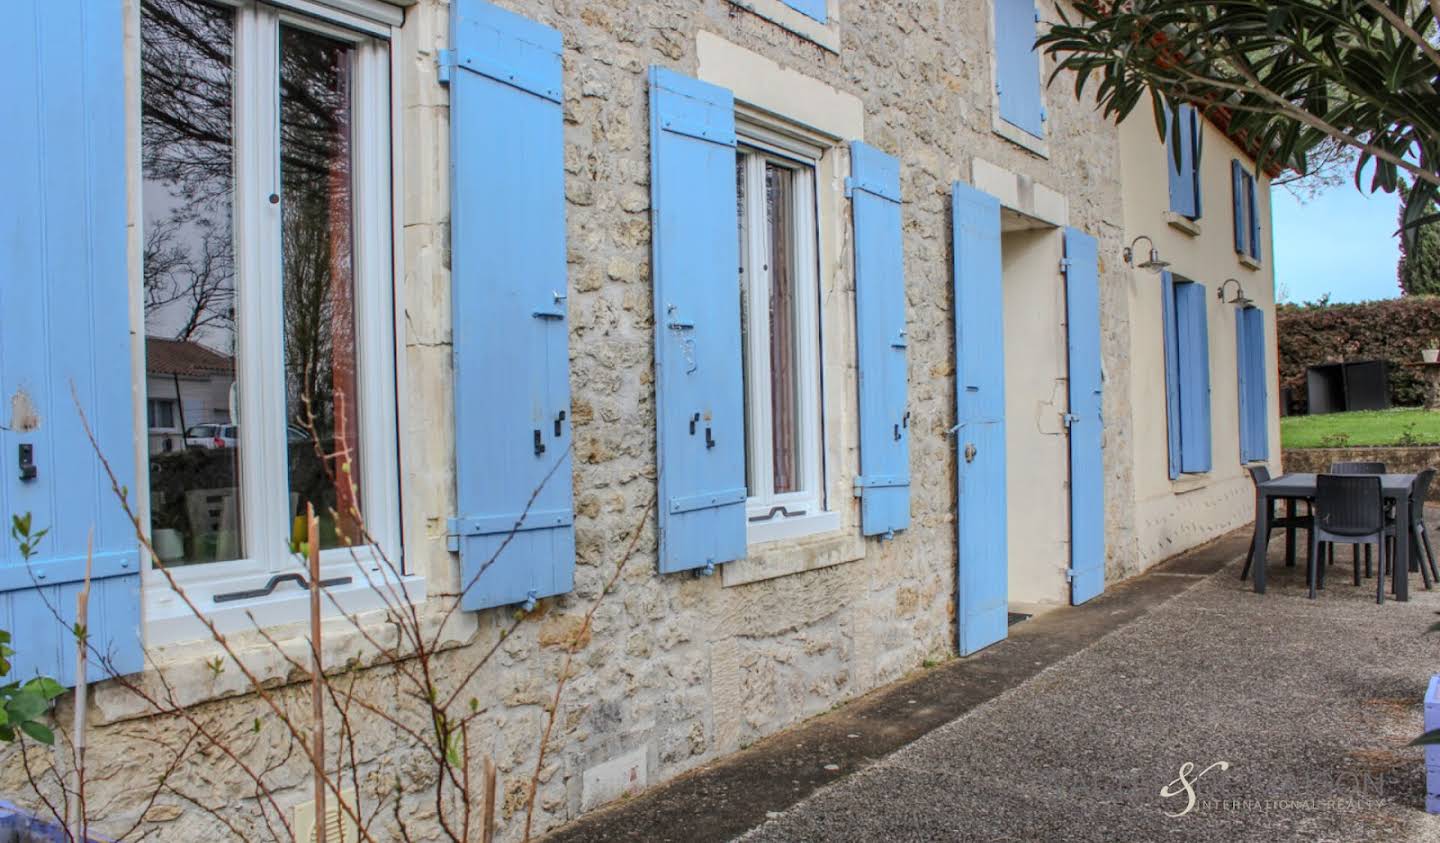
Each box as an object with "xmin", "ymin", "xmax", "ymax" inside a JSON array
[
  {"xmin": 2, "ymin": 515, "xmax": 64, "ymax": 745},
  {"xmin": 1276, "ymin": 296, "xmax": 1440, "ymax": 407},
  {"xmin": 1399, "ymin": 183, "xmax": 1440, "ymax": 295},
  {"xmin": 1038, "ymin": 2, "xmax": 1440, "ymax": 250}
]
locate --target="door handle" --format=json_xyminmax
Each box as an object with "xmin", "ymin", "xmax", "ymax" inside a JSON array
[{"xmin": 964, "ymin": 443, "xmax": 977, "ymax": 463}]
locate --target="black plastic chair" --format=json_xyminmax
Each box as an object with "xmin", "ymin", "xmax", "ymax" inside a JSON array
[
  {"xmin": 1310, "ymin": 474, "xmax": 1395, "ymax": 603},
  {"xmin": 1392, "ymin": 468, "xmax": 1438, "ymax": 589},
  {"xmin": 1241, "ymin": 465, "xmax": 1312, "ymax": 580},
  {"xmin": 1327, "ymin": 462, "xmax": 1388, "ymax": 572}
]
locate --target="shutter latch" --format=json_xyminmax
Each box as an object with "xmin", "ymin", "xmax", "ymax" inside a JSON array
[{"xmin": 1062, "ymin": 413, "xmax": 1080, "ymax": 428}]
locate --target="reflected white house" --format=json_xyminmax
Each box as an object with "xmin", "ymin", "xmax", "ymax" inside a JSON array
[{"xmin": 144, "ymin": 336, "xmax": 235, "ymax": 454}]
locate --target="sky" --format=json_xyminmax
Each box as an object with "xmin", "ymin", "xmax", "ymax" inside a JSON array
[{"xmin": 1271, "ymin": 179, "xmax": 1403, "ymax": 305}]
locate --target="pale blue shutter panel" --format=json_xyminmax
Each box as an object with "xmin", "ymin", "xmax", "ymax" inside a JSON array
[
  {"xmin": 1063, "ymin": 228, "xmax": 1105, "ymax": 605},
  {"xmin": 1237, "ymin": 307, "xmax": 1269, "ymax": 462},
  {"xmin": 445, "ymin": 0, "xmax": 574, "ymax": 611},
  {"xmin": 1175, "ymin": 282, "xmax": 1212, "ymax": 473},
  {"xmin": 1247, "ymin": 173, "xmax": 1262, "ymax": 261},
  {"xmin": 994, "ymin": 0, "xmax": 1045, "ymax": 137},
  {"xmin": 1160, "ymin": 272, "xmax": 1183, "ymax": 480},
  {"xmin": 649, "ymin": 67, "xmax": 746, "ymax": 574},
  {"xmin": 1167, "ymin": 105, "xmax": 1199, "ymax": 218},
  {"xmin": 1231, "ymin": 159, "xmax": 1248, "ymax": 255},
  {"xmin": 1, "ymin": 0, "xmax": 142, "ymax": 685},
  {"xmin": 850, "ymin": 142, "xmax": 910, "ymax": 537},
  {"xmin": 781, "ymin": 0, "xmax": 828, "ymax": 22}
]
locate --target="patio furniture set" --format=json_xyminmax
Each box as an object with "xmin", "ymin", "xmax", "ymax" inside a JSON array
[{"xmin": 1244, "ymin": 462, "xmax": 1439, "ymax": 603}]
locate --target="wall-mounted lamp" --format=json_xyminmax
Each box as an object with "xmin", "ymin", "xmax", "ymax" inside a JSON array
[
  {"xmin": 1122, "ymin": 235, "xmax": 1170, "ymax": 273},
  {"xmin": 1217, "ymin": 278, "xmax": 1253, "ymax": 308}
]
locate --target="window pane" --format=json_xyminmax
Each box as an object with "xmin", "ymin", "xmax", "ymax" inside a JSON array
[
  {"xmin": 736, "ymin": 153, "xmax": 754, "ymax": 496},
  {"xmin": 766, "ymin": 162, "xmax": 802, "ymax": 494},
  {"xmin": 141, "ymin": 0, "xmax": 243, "ymax": 566},
  {"xmin": 280, "ymin": 25, "xmax": 363, "ymax": 551}
]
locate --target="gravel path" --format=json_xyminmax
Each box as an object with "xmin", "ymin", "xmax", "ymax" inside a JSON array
[{"xmin": 742, "ymin": 524, "xmax": 1440, "ymax": 842}]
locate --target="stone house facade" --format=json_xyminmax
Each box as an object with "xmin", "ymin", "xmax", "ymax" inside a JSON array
[{"xmin": 0, "ymin": 0, "xmax": 1278, "ymax": 839}]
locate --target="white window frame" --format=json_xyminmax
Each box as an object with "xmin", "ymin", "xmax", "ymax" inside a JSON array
[
  {"xmin": 135, "ymin": 0, "xmax": 415, "ymax": 647},
  {"xmin": 147, "ymin": 398, "xmax": 179, "ymax": 432},
  {"xmin": 735, "ymin": 130, "xmax": 839, "ymax": 545}
]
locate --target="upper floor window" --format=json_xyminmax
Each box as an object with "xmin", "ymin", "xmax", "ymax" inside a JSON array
[
  {"xmin": 1232, "ymin": 160, "xmax": 1262, "ymax": 262},
  {"xmin": 994, "ymin": 0, "xmax": 1045, "ymax": 139},
  {"xmin": 735, "ymin": 143, "xmax": 827, "ymax": 541},
  {"xmin": 1167, "ymin": 104, "xmax": 1203, "ymax": 220},
  {"xmin": 140, "ymin": 0, "xmax": 399, "ymax": 633}
]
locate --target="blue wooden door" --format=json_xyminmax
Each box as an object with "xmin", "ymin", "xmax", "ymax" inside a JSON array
[
  {"xmin": 1, "ymin": 0, "xmax": 142, "ymax": 685},
  {"xmin": 951, "ymin": 183, "xmax": 1008, "ymax": 656},
  {"xmin": 1064, "ymin": 229, "xmax": 1106, "ymax": 605}
]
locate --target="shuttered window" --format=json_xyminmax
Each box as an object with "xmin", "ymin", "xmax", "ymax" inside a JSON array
[
  {"xmin": 993, "ymin": 0, "xmax": 1045, "ymax": 138},
  {"xmin": 1231, "ymin": 160, "xmax": 1262, "ymax": 261},
  {"xmin": 1167, "ymin": 105, "xmax": 1203, "ymax": 220},
  {"xmin": 1236, "ymin": 307, "xmax": 1269, "ymax": 463},
  {"xmin": 1161, "ymin": 273, "xmax": 1213, "ymax": 477}
]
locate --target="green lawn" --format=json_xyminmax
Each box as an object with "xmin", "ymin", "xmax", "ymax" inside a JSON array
[{"xmin": 1280, "ymin": 408, "xmax": 1440, "ymax": 449}]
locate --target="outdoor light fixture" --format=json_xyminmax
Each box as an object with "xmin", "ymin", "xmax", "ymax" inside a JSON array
[
  {"xmin": 1122, "ymin": 235, "xmax": 1169, "ymax": 272},
  {"xmin": 1217, "ymin": 278, "xmax": 1253, "ymax": 308}
]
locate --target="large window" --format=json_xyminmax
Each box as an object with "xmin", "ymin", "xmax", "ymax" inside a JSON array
[
  {"xmin": 139, "ymin": 0, "xmax": 399, "ymax": 634},
  {"xmin": 1162, "ymin": 274, "xmax": 1213, "ymax": 477},
  {"xmin": 735, "ymin": 142, "xmax": 827, "ymax": 541}
]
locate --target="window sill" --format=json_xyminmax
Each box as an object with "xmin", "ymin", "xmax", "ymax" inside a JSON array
[
  {"xmin": 726, "ymin": 0, "xmax": 840, "ymax": 53},
  {"xmin": 1164, "ymin": 212, "xmax": 1201, "ymax": 237},
  {"xmin": 97, "ymin": 575, "xmax": 452, "ymax": 726},
  {"xmin": 992, "ymin": 119, "xmax": 1049, "ymax": 159},
  {"xmin": 1238, "ymin": 253, "xmax": 1262, "ymax": 271},
  {"xmin": 722, "ymin": 520, "xmax": 863, "ymax": 587},
  {"xmin": 1171, "ymin": 473, "xmax": 1212, "ymax": 494},
  {"xmin": 144, "ymin": 556, "xmax": 424, "ymax": 647}
]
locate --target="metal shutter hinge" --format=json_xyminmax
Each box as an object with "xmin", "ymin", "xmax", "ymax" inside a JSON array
[{"xmin": 437, "ymin": 49, "xmax": 455, "ymax": 86}]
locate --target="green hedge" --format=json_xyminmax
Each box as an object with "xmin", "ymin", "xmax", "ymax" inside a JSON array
[{"xmin": 1276, "ymin": 296, "xmax": 1440, "ymax": 409}]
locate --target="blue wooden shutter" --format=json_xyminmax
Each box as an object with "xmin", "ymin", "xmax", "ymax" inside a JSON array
[
  {"xmin": 850, "ymin": 142, "xmax": 910, "ymax": 538},
  {"xmin": 444, "ymin": 0, "xmax": 574, "ymax": 611},
  {"xmin": 1063, "ymin": 229, "xmax": 1106, "ymax": 605},
  {"xmin": 649, "ymin": 67, "xmax": 746, "ymax": 574},
  {"xmin": 1175, "ymin": 282, "xmax": 1212, "ymax": 473},
  {"xmin": 1231, "ymin": 159, "xmax": 1248, "ymax": 254},
  {"xmin": 780, "ymin": 0, "xmax": 828, "ymax": 22},
  {"xmin": 1160, "ymin": 272, "xmax": 1183, "ymax": 480},
  {"xmin": 994, "ymin": 0, "xmax": 1045, "ymax": 138},
  {"xmin": 1, "ymin": 0, "xmax": 141, "ymax": 686},
  {"xmin": 1237, "ymin": 307, "xmax": 1269, "ymax": 462},
  {"xmin": 1167, "ymin": 105, "xmax": 1199, "ymax": 218},
  {"xmin": 952, "ymin": 183, "xmax": 1008, "ymax": 656},
  {"xmin": 1246, "ymin": 172, "xmax": 1262, "ymax": 261}
]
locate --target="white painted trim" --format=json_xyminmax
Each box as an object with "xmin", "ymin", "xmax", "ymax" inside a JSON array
[
  {"xmin": 747, "ymin": 509, "xmax": 841, "ymax": 545},
  {"xmin": 696, "ymin": 32, "xmax": 863, "ymax": 142},
  {"xmin": 724, "ymin": 0, "xmax": 841, "ymax": 53},
  {"xmin": 267, "ymin": 0, "xmax": 403, "ymax": 34}
]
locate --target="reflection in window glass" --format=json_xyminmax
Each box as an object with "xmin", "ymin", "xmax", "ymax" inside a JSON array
[
  {"xmin": 280, "ymin": 25, "xmax": 363, "ymax": 551},
  {"xmin": 141, "ymin": 0, "xmax": 243, "ymax": 567},
  {"xmin": 766, "ymin": 162, "xmax": 801, "ymax": 494}
]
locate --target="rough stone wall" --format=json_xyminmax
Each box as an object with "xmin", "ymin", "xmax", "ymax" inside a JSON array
[{"xmin": 0, "ymin": 2, "xmax": 1141, "ymax": 841}]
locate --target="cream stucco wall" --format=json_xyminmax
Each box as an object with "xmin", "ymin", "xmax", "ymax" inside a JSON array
[{"xmin": 1119, "ymin": 99, "xmax": 1281, "ymax": 568}]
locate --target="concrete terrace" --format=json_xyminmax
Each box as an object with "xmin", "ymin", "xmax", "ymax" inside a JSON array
[{"xmin": 548, "ymin": 519, "xmax": 1440, "ymax": 842}]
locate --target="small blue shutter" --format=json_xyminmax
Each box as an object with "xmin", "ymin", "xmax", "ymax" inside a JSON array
[
  {"xmin": 649, "ymin": 67, "xmax": 746, "ymax": 574},
  {"xmin": 445, "ymin": 0, "xmax": 574, "ymax": 611},
  {"xmin": 1175, "ymin": 282, "xmax": 1212, "ymax": 473},
  {"xmin": 994, "ymin": 0, "xmax": 1045, "ymax": 138},
  {"xmin": 1167, "ymin": 105, "xmax": 1199, "ymax": 218},
  {"xmin": 850, "ymin": 142, "xmax": 910, "ymax": 537},
  {"xmin": 1237, "ymin": 307, "xmax": 1269, "ymax": 462},
  {"xmin": 952, "ymin": 183, "xmax": 1008, "ymax": 656},
  {"xmin": 780, "ymin": 0, "xmax": 828, "ymax": 22},
  {"xmin": 1231, "ymin": 159, "xmax": 1248, "ymax": 255},
  {"xmin": 1246, "ymin": 173, "xmax": 1262, "ymax": 261},
  {"xmin": 1160, "ymin": 272, "xmax": 1183, "ymax": 480},
  {"xmin": 1063, "ymin": 229, "xmax": 1106, "ymax": 605},
  {"xmin": 1, "ymin": 0, "xmax": 142, "ymax": 686}
]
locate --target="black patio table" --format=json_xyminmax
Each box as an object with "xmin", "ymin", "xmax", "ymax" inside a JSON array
[{"xmin": 1249, "ymin": 472, "xmax": 1417, "ymax": 601}]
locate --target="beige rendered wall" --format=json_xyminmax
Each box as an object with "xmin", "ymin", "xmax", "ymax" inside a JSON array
[{"xmin": 1120, "ymin": 99, "xmax": 1281, "ymax": 568}]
